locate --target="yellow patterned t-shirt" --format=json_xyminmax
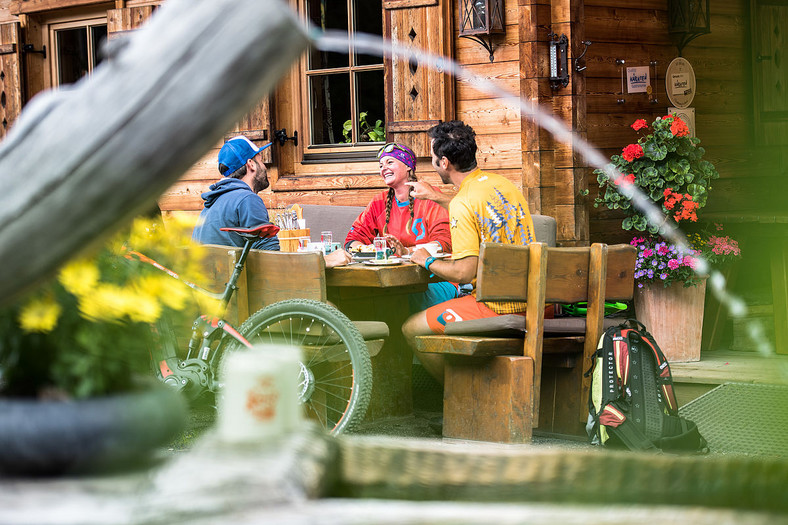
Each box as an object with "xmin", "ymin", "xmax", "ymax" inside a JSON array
[{"xmin": 450, "ymin": 168, "xmax": 535, "ymax": 314}]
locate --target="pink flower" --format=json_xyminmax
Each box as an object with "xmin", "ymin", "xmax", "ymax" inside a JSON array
[
  {"xmin": 643, "ymin": 248, "xmax": 653, "ymax": 257},
  {"xmin": 657, "ymin": 245, "xmax": 669, "ymax": 255},
  {"xmin": 715, "ymin": 223, "xmax": 724, "ymax": 231},
  {"xmin": 668, "ymin": 259, "xmax": 680, "ymax": 270},
  {"xmin": 682, "ymin": 255, "xmax": 697, "ymax": 268}
]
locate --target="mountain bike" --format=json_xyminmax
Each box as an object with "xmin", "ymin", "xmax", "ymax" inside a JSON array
[{"xmin": 126, "ymin": 223, "xmax": 372, "ymax": 435}]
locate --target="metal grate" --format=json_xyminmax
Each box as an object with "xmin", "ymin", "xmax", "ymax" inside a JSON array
[{"xmin": 679, "ymin": 382, "xmax": 788, "ymax": 458}]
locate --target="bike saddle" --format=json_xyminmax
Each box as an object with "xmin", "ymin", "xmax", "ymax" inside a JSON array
[{"xmin": 220, "ymin": 223, "xmax": 280, "ymax": 239}]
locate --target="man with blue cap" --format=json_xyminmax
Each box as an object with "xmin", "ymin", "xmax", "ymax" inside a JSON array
[{"xmin": 192, "ymin": 135, "xmax": 280, "ymax": 251}]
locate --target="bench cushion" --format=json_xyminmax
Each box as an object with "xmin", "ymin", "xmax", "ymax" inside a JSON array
[
  {"xmin": 300, "ymin": 204, "xmax": 365, "ymax": 244},
  {"xmin": 443, "ymin": 315, "xmax": 624, "ymax": 337}
]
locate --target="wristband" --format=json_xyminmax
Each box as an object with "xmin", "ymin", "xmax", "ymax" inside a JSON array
[{"xmin": 424, "ymin": 256, "xmax": 436, "ymax": 277}]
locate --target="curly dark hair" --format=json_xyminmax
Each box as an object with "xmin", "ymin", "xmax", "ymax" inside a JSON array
[{"xmin": 427, "ymin": 121, "xmax": 478, "ymax": 172}]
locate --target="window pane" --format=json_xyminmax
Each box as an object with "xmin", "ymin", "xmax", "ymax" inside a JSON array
[
  {"xmin": 355, "ymin": 70, "xmax": 385, "ymax": 143},
  {"xmin": 307, "ymin": 0, "xmax": 349, "ymax": 70},
  {"xmin": 56, "ymin": 28, "xmax": 88, "ymax": 85},
  {"xmin": 91, "ymin": 25, "xmax": 108, "ymax": 68},
  {"xmin": 354, "ymin": 0, "xmax": 383, "ymax": 66},
  {"xmin": 309, "ymin": 73, "xmax": 351, "ymax": 144}
]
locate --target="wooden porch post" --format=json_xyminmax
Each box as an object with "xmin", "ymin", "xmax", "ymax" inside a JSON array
[{"xmin": 550, "ymin": 0, "xmax": 587, "ymax": 246}]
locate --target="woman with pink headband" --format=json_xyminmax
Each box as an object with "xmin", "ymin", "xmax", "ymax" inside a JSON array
[{"xmin": 345, "ymin": 142, "xmax": 458, "ymax": 310}]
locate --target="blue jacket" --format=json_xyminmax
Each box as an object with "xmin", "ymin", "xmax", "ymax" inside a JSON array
[{"xmin": 192, "ymin": 178, "xmax": 280, "ymax": 251}]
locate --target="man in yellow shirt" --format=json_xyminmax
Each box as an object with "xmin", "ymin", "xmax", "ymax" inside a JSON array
[{"xmin": 403, "ymin": 120, "xmax": 535, "ymax": 382}]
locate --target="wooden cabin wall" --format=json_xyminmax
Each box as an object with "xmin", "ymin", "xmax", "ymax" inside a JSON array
[{"xmin": 585, "ymin": 0, "xmax": 778, "ymax": 245}]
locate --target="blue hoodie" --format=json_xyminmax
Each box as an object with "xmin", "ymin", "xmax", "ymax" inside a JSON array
[{"xmin": 192, "ymin": 178, "xmax": 280, "ymax": 251}]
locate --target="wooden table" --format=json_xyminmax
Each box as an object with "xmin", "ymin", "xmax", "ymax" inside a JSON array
[{"xmin": 326, "ymin": 261, "xmax": 434, "ymax": 421}]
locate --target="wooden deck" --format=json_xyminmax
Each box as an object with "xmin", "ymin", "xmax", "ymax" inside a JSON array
[{"xmin": 671, "ymin": 350, "xmax": 788, "ymax": 407}]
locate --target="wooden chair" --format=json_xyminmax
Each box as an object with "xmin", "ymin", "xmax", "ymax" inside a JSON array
[
  {"xmin": 200, "ymin": 245, "xmax": 389, "ymax": 349},
  {"xmin": 415, "ymin": 242, "xmax": 636, "ymax": 443}
]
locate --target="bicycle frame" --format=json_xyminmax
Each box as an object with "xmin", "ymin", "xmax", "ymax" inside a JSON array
[{"xmin": 125, "ymin": 234, "xmax": 264, "ymax": 401}]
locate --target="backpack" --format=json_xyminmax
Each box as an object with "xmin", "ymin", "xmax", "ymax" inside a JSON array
[{"xmin": 586, "ymin": 319, "xmax": 708, "ymax": 453}]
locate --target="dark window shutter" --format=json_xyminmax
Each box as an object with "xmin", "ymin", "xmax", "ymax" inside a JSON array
[
  {"xmin": 383, "ymin": 0, "xmax": 454, "ymax": 157},
  {"xmin": 225, "ymin": 97, "xmax": 274, "ymax": 165},
  {"xmin": 107, "ymin": 6, "xmax": 156, "ymax": 39}
]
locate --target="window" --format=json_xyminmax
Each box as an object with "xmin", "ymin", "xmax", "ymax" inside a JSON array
[
  {"xmin": 49, "ymin": 17, "xmax": 107, "ymax": 87},
  {"xmin": 305, "ymin": 0, "xmax": 385, "ymax": 149}
]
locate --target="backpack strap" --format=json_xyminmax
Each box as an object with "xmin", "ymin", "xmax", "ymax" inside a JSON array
[
  {"xmin": 655, "ymin": 416, "xmax": 709, "ymax": 453},
  {"xmin": 635, "ymin": 329, "xmax": 681, "ymax": 414}
]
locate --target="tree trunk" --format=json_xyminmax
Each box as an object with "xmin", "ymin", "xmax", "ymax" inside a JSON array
[{"xmin": 0, "ymin": 0, "xmax": 309, "ymax": 304}]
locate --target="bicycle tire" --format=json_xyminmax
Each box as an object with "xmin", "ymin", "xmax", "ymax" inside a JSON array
[{"xmin": 223, "ymin": 299, "xmax": 372, "ymax": 435}]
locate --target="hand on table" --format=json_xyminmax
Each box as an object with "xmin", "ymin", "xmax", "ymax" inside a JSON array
[
  {"xmin": 410, "ymin": 247, "xmax": 431, "ymax": 268},
  {"xmin": 383, "ymin": 234, "xmax": 408, "ymax": 257},
  {"xmin": 324, "ymin": 248, "xmax": 353, "ymax": 268}
]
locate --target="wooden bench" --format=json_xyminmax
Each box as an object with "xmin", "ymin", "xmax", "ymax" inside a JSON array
[
  {"xmin": 199, "ymin": 245, "xmax": 389, "ymax": 349},
  {"xmin": 415, "ymin": 242, "xmax": 636, "ymax": 443}
]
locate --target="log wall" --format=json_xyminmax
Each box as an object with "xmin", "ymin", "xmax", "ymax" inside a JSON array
[
  {"xmin": 0, "ymin": 0, "xmax": 776, "ymax": 247},
  {"xmin": 585, "ymin": 0, "xmax": 783, "ymax": 245}
]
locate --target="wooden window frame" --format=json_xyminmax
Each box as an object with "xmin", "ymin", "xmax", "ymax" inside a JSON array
[
  {"xmin": 298, "ymin": 0, "xmax": 385, "ymax": 160},
  {"xmin": 47, "ymin": 15, "xmax": 107, "ymax": 88}
]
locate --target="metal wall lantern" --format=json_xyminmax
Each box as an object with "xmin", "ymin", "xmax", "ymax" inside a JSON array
[
  {"xmin": 459, "ymin": 0, "xmax": 505, "ymax": 62},
  {"xmin": 668, "ymin": 0, "xmax": 711, "ymax": 56},
  {"xmin": 549, "ymin": 33, "xmax": 570, "ymax": 90}
]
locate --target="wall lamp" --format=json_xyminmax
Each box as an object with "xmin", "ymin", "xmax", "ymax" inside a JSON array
[
  {"xmin": 668, "ymin": 0, "xmax": 710, "ymax": 56},
  {"xmin": 549, "ymin": 32, "xmax": 569, "ymax": 90},
  {"xmin": 459, "ymin": 0, "xmax": 505, "ymax": 62}
]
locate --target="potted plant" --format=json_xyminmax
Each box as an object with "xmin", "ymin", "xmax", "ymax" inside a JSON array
[
  {"xmin": 0, "ymin": 216, "xmax": 204, "ymax": 475},
  {"xmin": 594, "ymin": 115, "xmax": 735, "ymax": 362}
]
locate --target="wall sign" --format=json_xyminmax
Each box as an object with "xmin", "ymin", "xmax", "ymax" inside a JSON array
[
  {"xmin": 665, "ymin": 57, "xmax": 696, "ymax": 109},
  {"xmin": 626, "ymin": 66, "xmax": 650, "ymax": 93}
]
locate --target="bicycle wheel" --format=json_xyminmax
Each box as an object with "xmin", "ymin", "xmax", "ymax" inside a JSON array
[{"xmin": 225, "ymin": 299, "xmax": 372, "ymax": 435}]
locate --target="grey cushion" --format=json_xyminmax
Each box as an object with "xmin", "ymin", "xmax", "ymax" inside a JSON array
[
  {"xmin": 444, "ymin": 315, "xmax": 526, "ymax": 337},
  {"xmin": 301, "ymin": 204, "xmax": 366, "ymax": 243},
  {"xmin": 443, "ymin": 315, "xmax": 623, "ymax": 338},
  {"xmin": 532, "ymin": 214, "xmax": 557, "ymax": 247}
]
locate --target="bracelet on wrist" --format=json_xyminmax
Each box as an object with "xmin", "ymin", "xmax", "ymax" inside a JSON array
[{"xmin": 424, "ymin": 256, "xmax": 436, "ymax": 276}]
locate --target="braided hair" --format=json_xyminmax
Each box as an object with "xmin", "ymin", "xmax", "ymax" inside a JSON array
[{"xmin": 383, "ymin": 169, "xmax": 418, "ymax": 235}]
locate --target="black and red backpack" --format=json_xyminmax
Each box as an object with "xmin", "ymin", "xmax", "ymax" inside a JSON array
[{"xmin": 586, "ymin": 319, "xmax": 708, "ymax": 453}]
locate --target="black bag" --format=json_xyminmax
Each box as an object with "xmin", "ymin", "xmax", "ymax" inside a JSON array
[{"xmin": 586, "ymin": 319, "xmax": 708, "ymax": 453}]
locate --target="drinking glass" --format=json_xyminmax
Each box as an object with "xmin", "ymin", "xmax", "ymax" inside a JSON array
[
  {"xmin": 297, "ymin": 237, "xmax": 310, "ymax": 251},
  {"xmin": 374, "ymin": 236, "xmax": 387, "ymax": 261},
  {"xmin": 321, "ymin": 231, "xmax": 333, "ymax": 252}
]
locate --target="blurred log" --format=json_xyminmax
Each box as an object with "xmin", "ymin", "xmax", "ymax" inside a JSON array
[{"xmin": 0, "ymin": 0, "xmax": 308, "ymax": 304}]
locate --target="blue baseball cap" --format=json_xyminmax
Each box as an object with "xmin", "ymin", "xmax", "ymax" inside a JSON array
[{"xmin": 218, "ymin": 135, "xmax": 272, "ymax": 176}]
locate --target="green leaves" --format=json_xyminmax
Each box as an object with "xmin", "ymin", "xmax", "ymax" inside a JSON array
[{"xmin": 595, "ymin": 115, "xmax": 719, "ymax": 236}]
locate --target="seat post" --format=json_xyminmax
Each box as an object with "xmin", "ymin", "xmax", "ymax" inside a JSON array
[{"xmin": 220, "ymin": 238, "xmax": 255, "ymax": 310}]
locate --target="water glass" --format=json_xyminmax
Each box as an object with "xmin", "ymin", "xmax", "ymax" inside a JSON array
[
  {"xmin": 321, "ymin": 231, "xmax": 333, "ymax": 252},
  {"xmin": 297, "ymin": 237, "xmax": 310, "ymax": 251},
  {"xmin": 374, "ymin": 236, "xmax": 387, "ymax": 260}
]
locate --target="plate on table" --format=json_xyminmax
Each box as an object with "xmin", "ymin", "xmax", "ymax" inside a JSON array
[
  {"xmin": 363, "ymin": 259, "xmax": 402, "ymax": 266},
  {"xmin": 351, "ymin": 252, "xmax": 376, "ymax": 260}
]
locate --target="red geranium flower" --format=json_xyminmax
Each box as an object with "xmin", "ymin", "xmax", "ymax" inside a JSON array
[
  {"xmin": 670, "ymin": 117, "xmax": 690, "ymax": 137},
  {"xmin": 613, "ymin": 173, "xmax": 636, "ymax": 187},
  {"xmin": 621, "ymin": 144, "xmax": 644, "ymax": 162},
  {"xmin": 631, "ymin": 119, "xmax": 648, "ymax": 131}
]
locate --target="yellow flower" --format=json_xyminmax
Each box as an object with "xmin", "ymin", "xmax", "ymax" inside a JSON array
[
  {"xmin": 58, "ymin": 259, "xmax": 100, "ymax": 297},
  {"xmin": 78, "ymin": 284, "xmax": 138, "ymax": 323},
  {"xmin": 18, "ymin": 296, "xmax": 62, "ymax": 333}
]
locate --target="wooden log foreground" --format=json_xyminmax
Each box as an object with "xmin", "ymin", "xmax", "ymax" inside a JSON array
[
  {"xmin": 0, "ymin": 0, "xmax": 309, "ymax": 305},
  {"xmin": 1, "ymin": 425, "xmax": 787, "ymax": 523}
]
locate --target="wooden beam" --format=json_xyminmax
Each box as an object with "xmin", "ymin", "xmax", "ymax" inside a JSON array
[
  {"xmin": 11, "ymin": 0, "xmax": 108, "ymax": 15},
  {"xmin": 0, "ymin": 0, "xmax": 308, "ymax": 304}
]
